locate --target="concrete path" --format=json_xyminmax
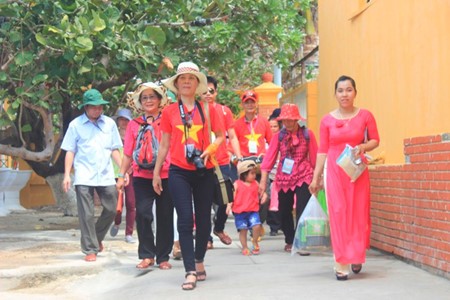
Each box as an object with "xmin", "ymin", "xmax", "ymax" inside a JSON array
[{"xmin": 0, "ymin": 212, "xmax": 448, "ymax": 300}]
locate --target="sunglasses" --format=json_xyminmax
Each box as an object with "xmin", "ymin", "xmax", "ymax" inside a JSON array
[{"xmin": 203, "ymin": 88, "xmax": 216, "ymax": 95}]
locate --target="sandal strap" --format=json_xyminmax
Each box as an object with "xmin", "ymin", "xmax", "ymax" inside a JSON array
[{"xmin": 185, "ymin": 271, "xmax": 197, "ymax": 278}]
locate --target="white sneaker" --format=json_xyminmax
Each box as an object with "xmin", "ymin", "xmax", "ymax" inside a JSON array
[{"xmin": 125, "ymin": 235, "xmax": 136, "ymax": 243}]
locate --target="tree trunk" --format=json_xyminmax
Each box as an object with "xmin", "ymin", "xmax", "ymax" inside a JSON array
[{"xmin": 45, "ymin": 173, "xmax": 78, "ymax": 217}]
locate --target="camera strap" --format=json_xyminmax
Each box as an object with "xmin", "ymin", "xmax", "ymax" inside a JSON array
[{"xmin": 178, "ymin": 100, "xmax": 205, "ymax": 148}]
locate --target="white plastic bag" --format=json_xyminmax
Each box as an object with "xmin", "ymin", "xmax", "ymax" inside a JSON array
[
  {"xmin": 336, "ymin": 144, "xmax": 371, "ymax": 182},
  {"xmin": 291, "ymin": 194, "xmax": 330, "ymax": 255}
]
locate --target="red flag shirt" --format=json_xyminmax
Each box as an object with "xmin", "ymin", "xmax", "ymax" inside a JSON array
[{"xmin": 160, "ymin": 101, "xmax": 224, "ymax": 170}]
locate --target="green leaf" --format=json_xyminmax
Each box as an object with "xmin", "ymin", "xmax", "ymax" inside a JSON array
[
  {"xmin": 144, "ymin": 26, "xmax": 166, "ymax": 46},
  {"xmin": 46, "ymin": 25, "xmax": 64, "ymax": 35},
  {"xmin": 21, "ymin": 124, "xmax": 32, "ymax": 133},
  {"xmin": 91, "ymin": 11, "xmax": 106, "ymax": 32},
  {"xmin": 0, "ymin": 72, "xmax": 7, "ymax": 82},
  {"xmin": 35, "ymin": 33, "xmax": 47, "ymax": 46},
  {"xmin": 32, "ymin": 74, "xmax": 48, "ymax": 85},
  {"xmin": 15, "ymin": 52, "xmax": 33, "ymax": 67},
  {"xmin": 11, "ymin": 99, "xmax": 21, "ymax": 109},
  {"xmin": 75, "ymin": 37, "xmax": 93, "ymax": 52},
  {"xmin": 78, "ymin": 59, "xmax": 92, "ymax": 74}
]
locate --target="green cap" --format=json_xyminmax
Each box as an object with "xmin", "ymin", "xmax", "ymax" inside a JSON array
[{"xmin": 78, "ymin": 89, "xmax": 109, "ymax": 109}]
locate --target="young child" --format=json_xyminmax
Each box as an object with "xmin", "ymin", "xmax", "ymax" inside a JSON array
[{"xmin": 227, "ymin": 160, "xmax": 267, "ymax": 255}]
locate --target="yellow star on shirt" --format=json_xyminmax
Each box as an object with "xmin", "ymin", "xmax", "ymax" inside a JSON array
[
  {"xmin": 244, "ymin": 129, "xmax": 261, "ymax": 146},
  {"xmin": 176, "ymin": 124, "xmax": 203, "ymax": 143}
]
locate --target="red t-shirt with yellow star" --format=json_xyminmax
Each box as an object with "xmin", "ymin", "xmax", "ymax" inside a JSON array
[
  {"xmin": 234, "ymin": 115, "xmax": 272, "ymax": 157},
  {"xmin": 160, "ymin": 101, "xmax": 224, "ymax": 170},
  {"xmin": 212, "ymin": 102, "xmax": 234, "ymax": 166}
]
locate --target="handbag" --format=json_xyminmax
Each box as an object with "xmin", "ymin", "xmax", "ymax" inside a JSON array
[
  {"xmin": 213, "ymin": 166, "xmax": 234, "ymax": 205},
  {"xmin": 204, "ymin": 102, "xmax": 234, "ymax": 205}
]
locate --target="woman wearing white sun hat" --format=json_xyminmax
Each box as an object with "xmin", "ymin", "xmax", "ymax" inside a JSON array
[{"xmin": 153, "ymin": 62, "xmax": 225, "ymax": 291}]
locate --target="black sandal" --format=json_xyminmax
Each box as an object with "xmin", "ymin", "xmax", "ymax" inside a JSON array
[
  {"xmin": 335, "ymin": 271, "xmax": 348, "ymax": 281},
  {"xmin": 182, "ymin": 272, "xmax": 197, "ymax": 291},
  {"xmin": 351, "ymin": 264, "xmax": 362, "ymax": 274},
  {"xmin": 195, "ymin": 261, "xmax": 207, "ymax": 281}
]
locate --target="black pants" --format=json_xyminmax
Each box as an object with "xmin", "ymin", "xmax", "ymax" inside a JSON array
[
  {"xmin": 168, "ymin": 165, "xmax": 215, "ymax": 273},
  {"xmin": 278, "ymin": 182, "xmax": 311, "ymax": 245},
  {"xmin": 134, "ymin": 177, "xmax": 174, "ymax": 264},
  {"xmin": 211, "ymin": 164, "xmax": 232, "ymax": 235}
]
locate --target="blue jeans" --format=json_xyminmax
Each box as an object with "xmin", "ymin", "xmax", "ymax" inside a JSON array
[{"xmin": 168, "ymin": 165, "xmax": 215, "ymax": 272}]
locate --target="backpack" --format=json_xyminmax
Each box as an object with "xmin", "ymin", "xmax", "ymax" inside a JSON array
[
  {"xmin": 132, "ymin": 117, "xmax": 159, "ymax": 170},
  {"xmin": 278, "ymin": 126, "xmax": 310, "ymax": 143}
]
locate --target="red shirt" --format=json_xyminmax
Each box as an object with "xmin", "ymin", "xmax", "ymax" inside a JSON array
[
  {"xmin": 160, "ymin": 101, "xmax": 224, "ymax": 170},
  {"xmin": 211, "ymin": 102, "xmax": 234, "ymax": 166},
  {"xmin": 232, "ymin": 180, "xmax": 260, "ymax": 213},
  {"xmin": 123, "ymin": 115, "xmax": 169, "ymax": 179},
  {"xmin": 234, "ymin": 115, "xmax": 272, "ymax": 157}
]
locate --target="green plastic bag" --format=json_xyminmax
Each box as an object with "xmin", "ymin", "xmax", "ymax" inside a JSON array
[{"xmin": 317, "ymin": 190, "xmax": 327, "ymax": 216}]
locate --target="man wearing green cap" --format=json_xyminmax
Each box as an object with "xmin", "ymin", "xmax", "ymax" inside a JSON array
[{"xmin": 61, "ymin": 89, "xmax": 123, "ymax": 262}]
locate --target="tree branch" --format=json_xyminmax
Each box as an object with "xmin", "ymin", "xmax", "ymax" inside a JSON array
[{"xmin": 145, "ymin": 16, "xmax": 228, "ymax": 27}]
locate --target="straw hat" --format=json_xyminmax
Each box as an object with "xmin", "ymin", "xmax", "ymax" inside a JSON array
[
  {"xmin": 163, "ymin": 62, "xmax": 208, "ymax": 95},
  {"xmin": 131, "ymin": 82, "xmax": 168, "ymax": 111}
]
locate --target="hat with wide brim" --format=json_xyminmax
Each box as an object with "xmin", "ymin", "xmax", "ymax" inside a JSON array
[
  {"xmin": 131, "ymin": 82, "xmax": 169, "ymax": 111},
  {"xmin": 163, "ymin": 62, "xmax": 208, "ymax": 95},
  {"xmin": 78, "ymin": 89, "xmax": 109, "ymax": 109},
  {"xmin": 277, "ymin": 103, "xmax": 305, "ymax": 121},
  {"xmin": 112, "ymin": 108, "xmax": 133, "ymax": 121},
  {"xmin": 237, "ymin": 160, "xmax": 257, "ymax": 176}
]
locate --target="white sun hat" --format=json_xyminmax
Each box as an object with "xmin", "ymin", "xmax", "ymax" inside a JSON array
[{"xmin": 163, "ymin": 61, "xmax": 208, "ymax": 95}]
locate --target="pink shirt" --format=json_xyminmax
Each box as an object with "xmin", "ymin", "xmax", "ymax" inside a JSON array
[
  {"xmin": 261, "ymin": 128, "xmax": 318, "ymax": 193},
  {"xmin": 123, "ymin": 116, "xmax": 169, "ymax": 179}
]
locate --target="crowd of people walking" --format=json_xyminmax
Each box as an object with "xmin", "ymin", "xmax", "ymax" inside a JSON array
[{"xmin": 61, "ymin": 63, "xmax": 379, "ymax": 289}]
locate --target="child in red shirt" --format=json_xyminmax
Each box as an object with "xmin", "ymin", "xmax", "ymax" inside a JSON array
[{"xmin": 227, "ymin": 160, "xmax": 267, "ymax": 255}]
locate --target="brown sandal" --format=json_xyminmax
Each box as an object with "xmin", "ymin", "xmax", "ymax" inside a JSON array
[
  {"xmin": 182, "ymin": 272, "xmax": 197, "ymax": 291},
  {"xmin": 159, "ymin": 261, "xmax": 172, "ymax": 270},
  {"xmin": 213, "ymin": 231, "xmax": 232, "ymax": 245},
  {"xmin": 136, "ymin": 258, "xmax": 155, "ymax": 269}
]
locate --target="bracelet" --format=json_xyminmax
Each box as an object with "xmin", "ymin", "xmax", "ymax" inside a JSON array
[{"xmin": 117, "ymin": 173, "xmax": 124, "ymax": 178}]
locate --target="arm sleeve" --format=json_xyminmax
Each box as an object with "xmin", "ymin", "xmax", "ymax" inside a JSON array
[
  {"xmin": 317, "ymin": 118, "xmax": 329, "ymax": 154},
  {"xmin": 307, "ymin": 129, "xmax": 318, "ymax": 169},
  {"xmin": 260, "ymin": 132, "xmax": 280, "ymax": 172},
  {"xmin": 366, "ymin": 110, "xmax": 380, "ymax": 143}
]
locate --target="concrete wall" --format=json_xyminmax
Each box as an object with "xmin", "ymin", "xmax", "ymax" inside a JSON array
[{"xmin": 318, "ymin": 0, "xmax": 450, "ymax": 164}]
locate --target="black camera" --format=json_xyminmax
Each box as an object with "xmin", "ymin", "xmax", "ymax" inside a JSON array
[{"xmin": 186, "ymin": 147, "xmax": 206, "ymax": 170}]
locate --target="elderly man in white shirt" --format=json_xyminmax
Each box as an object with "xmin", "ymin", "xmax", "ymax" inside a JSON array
[{"xmin": 61, "ymin": 89, "xmax": 123, "ymax": 262}]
